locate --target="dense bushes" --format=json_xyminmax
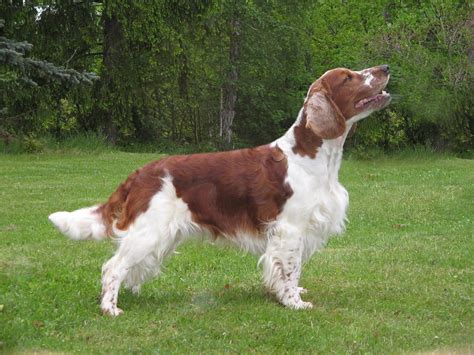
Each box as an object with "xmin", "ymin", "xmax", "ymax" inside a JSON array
[{"xmin": 1, "ymin": 1, "xmax": 472, "ymax": 153}]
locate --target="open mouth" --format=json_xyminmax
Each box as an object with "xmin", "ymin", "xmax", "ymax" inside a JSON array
[{"xmin": 355, "ymin": 90, "xmax": 391, "ymax": 109}]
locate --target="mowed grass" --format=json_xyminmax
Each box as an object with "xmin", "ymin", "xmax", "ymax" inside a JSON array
[{"xmin": 0, "ymin": 151, "xmax": 473, "ymax": 353}]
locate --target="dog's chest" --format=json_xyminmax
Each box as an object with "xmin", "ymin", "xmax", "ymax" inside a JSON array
[
  {"xmin": 308, "ymin": 182, "xmax": 348, "ymax": 235},
  {"xmin": 283, "ymin": 143, "xmax": 349, "ymax": 238},
  {"xmin": 281, "ymin": 164, "xmax": 349, "ymax": 260},
  {"xmin": 289, "ymin": 178, "xmax": 348, "ymax": 235}
]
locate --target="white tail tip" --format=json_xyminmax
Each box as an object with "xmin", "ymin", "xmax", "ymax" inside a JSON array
[
  {"xmin": 49, "ymin": 211, "xmax": 70, "ymax": 233},
  {"xmin": 48, "ymin": 206, "xmax": 106, "ymax": 241}
]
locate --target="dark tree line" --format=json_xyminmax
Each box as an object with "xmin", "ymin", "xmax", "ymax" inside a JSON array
[{"xmin": 1, "ymin": 1, "xmax": 472, "ymax": 152}]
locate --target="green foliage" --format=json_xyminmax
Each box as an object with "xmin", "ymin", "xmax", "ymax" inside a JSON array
[
  {"xmin": 55, "ymin": 132, "xmax": 112, "ymax": 153},
  {"xmin": 0, "ymin": 35, "xmax": 98, "ymax": 86},
  {"xmin": 0, "ymin": 2, "xmax": 99, "ymax": 140},
  {"xmin": 351, "ymin": 109, "xmax": 409, "ymax": 153},
  {"xmin": 0, "ymin": 5, "xmax": 98, "ymax": 87},
  {"xmin": 364, "ymin": 0, "xmax": 473, "ymax": 151},
  {"xmin": 0, "ymin": 1, "xmax": 472, "ymax": 152},
  {"xmin": 21, "ymin": 134, "xmax": 43, "ymax": 153}
]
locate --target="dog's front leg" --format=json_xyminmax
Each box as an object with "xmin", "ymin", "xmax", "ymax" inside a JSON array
[{"xmin": 261, "ymin": 224, "xmax": 312, "ymax": 309}]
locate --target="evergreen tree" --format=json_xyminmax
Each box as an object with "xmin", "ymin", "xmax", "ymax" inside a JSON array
[{"xmin": 0, "ymin": 20, "xmax": 97, "ymax": 86}]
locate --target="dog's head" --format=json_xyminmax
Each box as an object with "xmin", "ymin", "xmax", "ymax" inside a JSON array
[{"xmin": 304, "ymin": 65, "xmax": 391, "ymax": 139}]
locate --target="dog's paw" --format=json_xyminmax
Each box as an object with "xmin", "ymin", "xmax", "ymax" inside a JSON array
[
  {"xmin": 101, "ymin": 303, "xmax": 124, "ymax": 317},
  {"xmin": 287, "ymin": 300, "xmax": 313, "ymax": 310},
  {"xmin": 281, "ymin": 295, "xmax": 313, "ymax": 310},
  {"xmin": 296, "ymin": 301, "xmax": 313, "ymax": 310}
]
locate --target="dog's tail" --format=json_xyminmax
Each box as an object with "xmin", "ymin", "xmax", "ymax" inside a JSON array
[
  {"xmin": 48, "ymin": 205, "xmax": 108, "ymax": 241},
  {"xmin": 48, "ymin": 170, "xmax": 139, "ymax": 241}
]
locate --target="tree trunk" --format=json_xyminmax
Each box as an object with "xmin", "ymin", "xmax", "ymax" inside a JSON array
[
  {"xmin": 219, "ymin": 17, "xmax": 240, "ymax": 150},
  {"xmin": 101, "ymin": 2, "xmax": 121, "ymax": 144},
  {"xmin": 178, "ymin": 40, "xmax": 197, "ymax": 143}
]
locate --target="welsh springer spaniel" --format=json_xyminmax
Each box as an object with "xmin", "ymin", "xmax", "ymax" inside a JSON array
[{"xmin": 49, "ymin": 65, "xmax": 391, "ymax": 316}]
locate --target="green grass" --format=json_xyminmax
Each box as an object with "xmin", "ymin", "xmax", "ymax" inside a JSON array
[{"xmin": 1, "ymin": 151, "xmax": 473, "ymax": 353}]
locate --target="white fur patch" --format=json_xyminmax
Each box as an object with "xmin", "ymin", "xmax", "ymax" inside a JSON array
[
  {"xmin": 363, "ymin": 72, "xmax": 375, "ymax": 87},
  {"xmin": 214, "ymin": 232, "xmax": 268, "ymax": 255},
  {"xmin": 49, "ymin": 206, "xmax": 105, "ymax": 241},
  {"xmin": 275, "ymin": 136, "xmax": 349, "ymax": 261}
]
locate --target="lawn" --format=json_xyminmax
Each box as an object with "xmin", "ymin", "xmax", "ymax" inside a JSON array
[{"xmin": 1, "ymin": 151, "xmax": 473, "ymax": 353}]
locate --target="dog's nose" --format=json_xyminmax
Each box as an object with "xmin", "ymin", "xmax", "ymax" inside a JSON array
[{"xmin": 380, "ymin": 64, "xmax": 390, "ymax": 74}]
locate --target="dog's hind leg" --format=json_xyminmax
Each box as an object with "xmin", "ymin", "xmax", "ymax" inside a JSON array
[
  {"xmin": 100, "ymin": 176, "xmax": 195, "ymax": 316},
  {"xmin": 100, "ymin": 253, "xmax": 128, "ymax": 316},
  {"xmin": 100, "ymin": 225, "xmax": 185, "ymax": 316}
]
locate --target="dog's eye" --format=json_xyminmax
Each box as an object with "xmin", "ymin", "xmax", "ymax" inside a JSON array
[{"xmin": 344, "ymin": 74, "xmax": 352, "ymax": 83}]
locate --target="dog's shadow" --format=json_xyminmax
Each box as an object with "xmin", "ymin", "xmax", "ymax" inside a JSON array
[{"xmin": 114, "ymin": 283, "xmax": 271, "ymax": 313}]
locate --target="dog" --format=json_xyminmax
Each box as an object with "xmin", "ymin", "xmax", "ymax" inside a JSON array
[{"xmin": 49, "ymin": 65, "xmax": 391, "ymax": 316}]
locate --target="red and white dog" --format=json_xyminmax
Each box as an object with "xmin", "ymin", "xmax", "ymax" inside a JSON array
[{"xmin": 49, "ymin": 65, "xmax": 391, "ymax": 316}]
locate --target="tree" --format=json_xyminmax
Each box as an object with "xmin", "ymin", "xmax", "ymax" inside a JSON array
[
  {"xmin": 219, "ymin": 5, "xmax": 241, "ymax": 150},
  {"xmin": 0, "ymin": 15, "xmax": 97, "ymax": 138},
  {"xmin": 1, "ymin": 1, "xmax": 471, "ymax": 152}
]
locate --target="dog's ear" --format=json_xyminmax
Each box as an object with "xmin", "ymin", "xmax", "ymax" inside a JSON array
[{"xmin": 304, "ymin": 89, "xmax": 346, "ymax": 139}]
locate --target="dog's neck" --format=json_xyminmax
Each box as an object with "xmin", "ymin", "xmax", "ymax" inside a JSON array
[{"xmin": 273, "ymin": 109, "xmax": 354, "ymax": 183}]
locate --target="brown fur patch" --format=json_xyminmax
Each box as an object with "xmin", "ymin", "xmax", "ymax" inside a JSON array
[
  {"xmin": 97, "ymin": 164, "xmax": 164, "ymax": 234},
  {"xmin": 171, "ymin": 145, "xmax": 292, "ymax": 237},
  {"xmin": 292, "ymin": 113, "xmax": 323, "ymax": 159}
]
